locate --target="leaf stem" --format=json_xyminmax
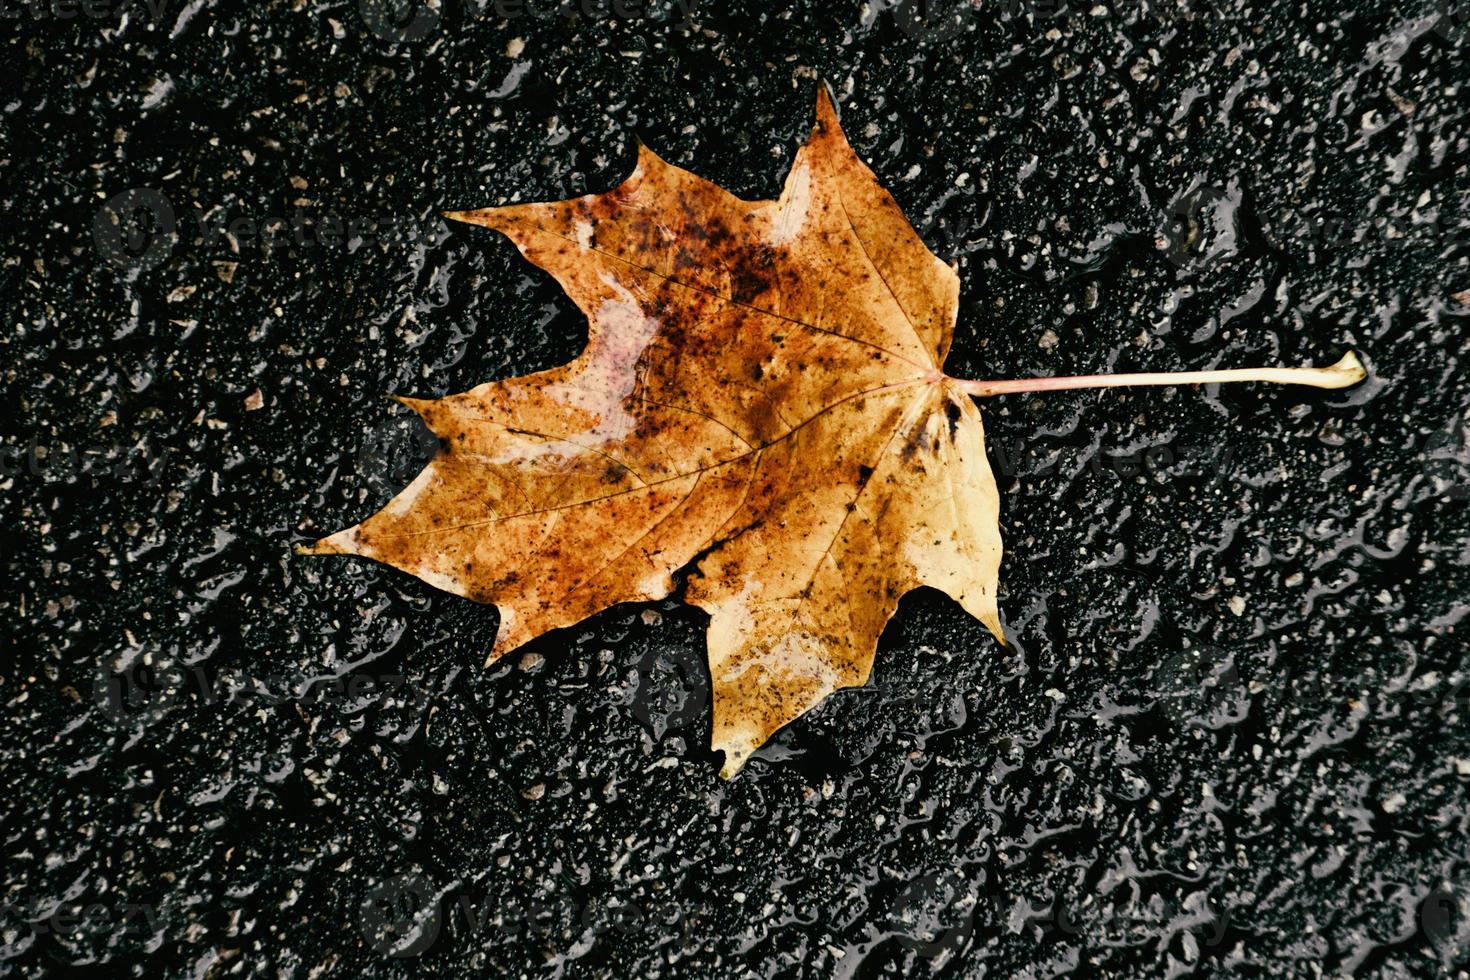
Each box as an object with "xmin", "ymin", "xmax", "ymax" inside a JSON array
[{"xmin": 948, "ymin": 351, "xmax": 1365, "ymax": 397}]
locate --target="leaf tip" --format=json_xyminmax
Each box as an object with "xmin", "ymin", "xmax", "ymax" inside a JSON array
[
  {"xmin": 388, "ymin": 395, "xmax": 438, "ymax": 421},
  {"xmin": 486, "ymin": 608, "xmax": 530, "ymax": 665},
  {"xmin": 298, "ymin": 529, "xmax": 360, "ymax": 558},
  {"xmin": 442, "ymin": 209, "xmax": 496, "ymax": 227},
  {"xmin": 713, "ymin": 732, "xmax": 755, "ymax": 780},
  {"xmin": 813, "ymin": 80, "xmax": 840, "ymax": 132}
]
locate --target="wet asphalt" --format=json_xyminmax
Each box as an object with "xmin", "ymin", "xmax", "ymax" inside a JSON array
[{"xmin": 4, "ymin": 0, "xmax": 1470, "ymax": 976}]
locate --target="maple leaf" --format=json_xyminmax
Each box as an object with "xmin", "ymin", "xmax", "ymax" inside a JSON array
[{"xmin": 300, "ymin": 87, "xmax": 1364, "ymax": 777}]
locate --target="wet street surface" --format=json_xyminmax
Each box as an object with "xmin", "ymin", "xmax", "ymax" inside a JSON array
[{"xmin": 4, "ymin": 0, "xmax": 1470, "ymax": 975}]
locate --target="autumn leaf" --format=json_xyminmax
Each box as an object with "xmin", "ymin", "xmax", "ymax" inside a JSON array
[{"xmin": 299, "ymin": 87, "xmax": 1364, "ymax": 777}]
